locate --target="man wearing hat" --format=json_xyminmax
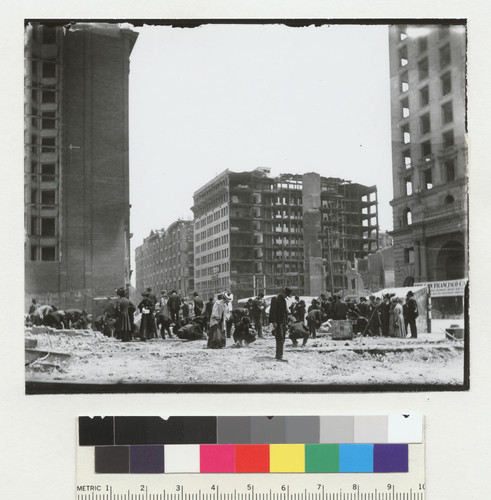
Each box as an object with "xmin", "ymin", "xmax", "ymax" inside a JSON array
[
  {"xmin": 405, "ymin": 291, "xmax": 419, "ymax": 338},
  {"xmin": 167, "ymin": 290, "xmax": 181, "ymax": 331},
  {"xmin": 379, "ymin": 294, "xmax": 391, "ymax": 337},
  {"xmin": 269, "ymin": 287, "xmax": 293, "ymax": 361},
  {"xmin": 251, "ymin": 292, "xmax": 266, "ymax": 338}
]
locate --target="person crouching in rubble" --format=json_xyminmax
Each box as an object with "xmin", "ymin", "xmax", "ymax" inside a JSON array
[
  {"xmin": 232, "ymin": 316, "xmax": 256, "ymax": 347},
  {"xmin": 287, "ymin": 316, "xmax": 309, "ymax": 347},
  {"xmin": 306, "ymin": 307, "xmax": 326, "ymax": 338}
]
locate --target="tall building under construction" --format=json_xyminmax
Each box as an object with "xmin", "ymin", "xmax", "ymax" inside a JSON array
[
  {"xmin": 388, "ymin": 24, "xmax": 467, "ymax": 285},
  {"xmin": 192, "ymin": 168, "xmax": 378, "ymax": 300},
  {"xmin": 24, "ymin": 23, "xmax": 138, "ymax": 312}
]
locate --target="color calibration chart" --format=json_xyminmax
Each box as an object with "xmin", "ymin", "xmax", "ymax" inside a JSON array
[{"xmin": 77, "ymin": 416, "xmax": 425, "ymax": 499}]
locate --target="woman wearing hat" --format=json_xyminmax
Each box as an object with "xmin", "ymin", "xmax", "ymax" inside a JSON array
[
  {"xmin": 207, "ymin": 292, "xmax": 231, "ymax": 349},
  {"xmin": 115, "ymin": 287, "xmax": 132, "ymax": 342},
  {"xmin": 138, "ymin": 290, "xmax": 155, "ymax": 341}
]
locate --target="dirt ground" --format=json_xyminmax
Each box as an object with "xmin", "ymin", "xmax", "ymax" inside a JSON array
[{"xmin": 25, "ymin": 326, "xmax": 465, "ymax": 386}]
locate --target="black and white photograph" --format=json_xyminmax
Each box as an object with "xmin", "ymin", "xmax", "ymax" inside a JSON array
[{"xmin": 23, "ymin": 20, "xmax": 468, "ymax": 393}]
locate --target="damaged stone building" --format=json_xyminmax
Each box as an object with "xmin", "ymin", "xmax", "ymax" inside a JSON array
[
  {"xmin": 388, "ymin": 24, "xmax": 467, "ymax": 286},
  {"xmin": 192, "ymin": 168, "xmax": 378, "ymax": 300},
  {"xmin": 24, "ymin": 23, "xmax": 138, "ymax": 313}
]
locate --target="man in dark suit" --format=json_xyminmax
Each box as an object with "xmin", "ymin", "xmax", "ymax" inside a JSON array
[
  {"xmin": 405, "ymin": 291, "xmax": 419, "ymax": 338},
  {"xmin": 269, "ymin": 287, "xmax": 292, "ymax": 361}
]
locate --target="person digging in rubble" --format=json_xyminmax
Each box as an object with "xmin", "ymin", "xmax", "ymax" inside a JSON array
[
  {"xmin": 232, "ymin": 316, "xmax": 256, "ymax": 347},
  {"xmin": 287, "ymin": 316, "xmax": 309, "ymax": 347},
  {"xmin": 306, "ymin": 307, "xmax": 326, "ymax": 338}
]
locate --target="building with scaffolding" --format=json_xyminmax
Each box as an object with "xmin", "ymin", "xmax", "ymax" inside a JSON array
[
  {"xmin": 24, "ymin": 23, "xmax": 138, "ymax": 314},
  {"xmin": 135, "ymin": 220, "xmax": 194, "ymax": 297},
  {"xmin": 192, "ymin": 168, "xmax": 378, "ymax": 300},
  {"xmin": 388, "ymin": 24, "xmax": 467, "ymax": 286}
]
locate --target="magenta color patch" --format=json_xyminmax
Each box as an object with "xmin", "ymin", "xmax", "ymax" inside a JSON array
[{"xmin": 200, "ymin": 445, "xmax": 235, "ymax": 473}]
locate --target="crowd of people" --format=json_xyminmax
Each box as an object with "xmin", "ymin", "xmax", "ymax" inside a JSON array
[
  {"xmin": 26, "ymin": 285, "xmax": 420, "ymax": 362},
  {"xmin": 270, "ymin": 288, "xmax": 420, "ymax": 361}
]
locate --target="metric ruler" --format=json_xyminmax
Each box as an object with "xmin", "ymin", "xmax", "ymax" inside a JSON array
[{"xmin": 76, "ymin": 480, "xmax": 426, "ymax": 500}]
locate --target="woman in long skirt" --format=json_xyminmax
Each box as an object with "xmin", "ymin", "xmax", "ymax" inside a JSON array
[
  {"xmin": 388, "ymin": 297, "xmax": 397, "ymax": 337},
  {"xmin": 115, "ymin": 287, "xmax": 132, "ymax": 342},
  {"xmin": 393, "ymin": 298, "xmax": 407, "ymax": 338},
  {"xmin": 207, "ymin": 294, "xmax": 231, "ymax": 348},
  {"xmin": 138, "ymin": 290, "xmax": 155, "ymax": 341}
]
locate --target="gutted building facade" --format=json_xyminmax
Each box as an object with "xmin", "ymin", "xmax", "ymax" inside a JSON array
[
  {"xmin": 134, "ymin": 220, "xmax": 194, "ymax": 297},
  {"xmin": 24, "ymin": 23, "xmax": 138, "ymax": 313},
  {"xmin": 192, "ymin": 168, "xmax": 378, "ymax": 300},
  {"xmin": 388, "ymin": 24, "xmax": 467, "ymax": 286}
]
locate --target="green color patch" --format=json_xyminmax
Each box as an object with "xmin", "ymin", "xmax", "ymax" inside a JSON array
[{"xmin": 305, "ymin": 444, "xmax": 339, "ymax": 472}]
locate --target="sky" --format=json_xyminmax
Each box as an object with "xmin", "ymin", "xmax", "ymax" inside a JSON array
[{"xmin": 128, "ymin": 23, "xmax": 393, "ymax": 252}]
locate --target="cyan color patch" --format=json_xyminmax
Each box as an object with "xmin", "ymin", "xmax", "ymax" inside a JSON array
[{"xmin": 339, "ymin": 444, "xmax": 373, "ymax": 472}]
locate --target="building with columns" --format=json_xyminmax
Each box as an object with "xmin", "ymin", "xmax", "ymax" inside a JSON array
[{"xmin": 388, "ymin": 24, "xmax": 467, "ymax": 286}]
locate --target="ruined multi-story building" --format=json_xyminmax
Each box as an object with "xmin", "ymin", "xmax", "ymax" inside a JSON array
[
  {"xmin": 24, "ymin": 23, "xmax": 138, "ymax": 313},
  {"xmin": 388, "ymin": 24, "xmax": 467, "ymax": 286},
  {"xmin": 134, "ymin": 220, "xmax": 194, "ymax": 296},
  {"xmin": 192, "ymin": 168, "xmax": 378, "ymax": 300}
]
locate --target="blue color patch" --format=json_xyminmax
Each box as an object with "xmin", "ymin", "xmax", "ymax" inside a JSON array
[{"xmin": 339, "ymin": 444, "xmax": 373, "ymax": 472}]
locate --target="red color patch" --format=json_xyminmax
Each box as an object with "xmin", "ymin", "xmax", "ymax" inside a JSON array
[{"xmin": 235, "ymin": 445, "xmax": 270, "ymax": 473}]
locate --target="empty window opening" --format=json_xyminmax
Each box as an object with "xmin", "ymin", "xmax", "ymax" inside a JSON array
[
  {"xmin": 444, "ymin": 195, "xmax": 455, "ymax": 204},
  {"xmin": 402, "ymin": 124, "xmax": 411, "ymax": 144},
  {"xmin": 42, "ymin": 27, "xmax": 56, "ymax": 44},
  {"xmin": 399, "ymin": 46, "xmax": 408, "ymax": 67},
  {"xmin": 420, "ymin": 86, "xmax": 429, "ymax": 107},
  {"xmin": 30, "ymin": 245, "xmax": 38, "ymax": 261},
  {"xmin": 404, "ymin": 247, "xmax": 415, "ymax": 264},
  {"xmin": 418, "ymin": 58, "xmax": 429, "ymax": 80},
  {"xmin": 443, "ymin": 130, "xmax": 454, "ymax": 149},
  {"xmin": 441, "ymin": 72, "xmax": 452, "ymax": 96},
  {"xmin": 41, "ymin": 218, "xmax": 56, "ymax": 236},
  {"xmin": 30, "ymin": 216, "xmax": 38, "ymax": 236},
  {"xmin": 41, "ymin": 190, "xmax": 56, "ymax": 205},
  {"xmin": 421, "ymin": 140, "xmax": 432, "ymax": 160},
  {"xmin": 401, "ymin": 97, "xmax": 409, "ymax": 118},
  {"xmin": 403, "ymin": 208, "xmax": 412, "ymax": 226},
  {"xmin": 442, "ymin": 101, "xmax": 453, "ymax": 124},
  {"xmin": 41, "ymin": 246, "xmax": 56, "ymax": 261},
  {"xmin": 403, "ymin": 150, "xmax": 411, "ymax": 168},
  {"xmin": 42, "ymin": 61, "xmax": 56, "ymax": 78},
  {"xmin": 423, "ymin": 169, "xmax": 433, "ymax": 190},
  {"xmin": 41, "ymin": 164, "xmax": 56, "ymax": 182},
  {"xmin": 41, "ymin": 137, "xmax": 56, "ymax": 152},
  {"xmin": 418, "ymin": 36, "xmax": 428, "ymax": 54},
  {"xmin": 440, "ymin": 43, "xmax": 452, "ymax": 68},
  {"xmin": 420, "ymin": 113, "xmax": 431, "ymax": 135},
  {"xmin": 400, "ymin": 72, "xmax": 409, "ymax": 92},
  {"xmin": 42, "ymin": 90, "xmax": 56, "ymax": 104},
  {"xmin": 445, "ymin": 159, "xmax": 456, "ymax": 181},
  {"xmin": 405, "ymin": 178, "xmax": 413, "ymax": 196}
]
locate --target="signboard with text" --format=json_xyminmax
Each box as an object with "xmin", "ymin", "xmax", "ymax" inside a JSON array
[{"xmin": 414, "ymin": 279, "xmax": 467, "ymax": 297}]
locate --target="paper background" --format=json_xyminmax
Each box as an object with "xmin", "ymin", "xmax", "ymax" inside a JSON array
[{"xmin": 1, "ymin": 1, "xmax": 489, "ymax": 498}]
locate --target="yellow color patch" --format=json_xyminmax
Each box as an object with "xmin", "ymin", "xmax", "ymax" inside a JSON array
[{"xmin": 270, "ymin": 444, "xmax": 305, "ymax": 473}]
